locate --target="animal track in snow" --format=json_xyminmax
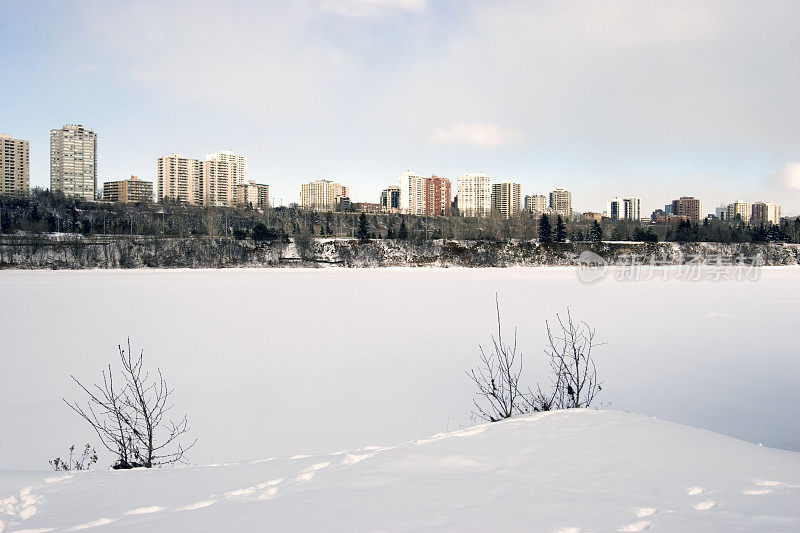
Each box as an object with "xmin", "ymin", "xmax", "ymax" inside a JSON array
[
  {"xmin": 307, "ymin": 461, "xmax": 331, "ymax": 471},
  {"xmin": 226, "ymin": 487, "xmax": 257, "ymax": 497},
  {"xmin": 124, "ymin": 506, "xmax": 165, "ymax": 515},
  {"xmin": 257, "ymin": 487, "xmax": 279, "ymax": 500},
  {"xmin": 618, "ymin": 520, "xmax": 652, "ymax": 532},
  {"xmin": 0, "ymin": 487, "xmax": 41, "ymax": 520},
  {"xmin": 686, "ymin": 487, "xmax": 705, "ymax": 495},
  {"xmin": 68, "ymin": 517, "xmax": 118, "ymax": 530},
  {"xmin": 44, "ymin": 475, "xmax": 74, "ymax": 484},
  {"xmin": 756, "ymin": 481, "xmax": 780, "ymax": 486},
  {"xmin": 635, "ymin": 508, "xmax": 656, "ymax": 518},
  {"xmin": 693, "ymin": 500, "xmax": 717, "ymax": 511},
  {"xmin": 176, "ymin": 500, "xmax": 217, "ymax": 511},
  {"xmin": 742, "ymin": 489, "xmax": 773, "ymax": 495},
  {"xmin": 295, "ymin": 472, "xmax": 315, "ymax": 482}
]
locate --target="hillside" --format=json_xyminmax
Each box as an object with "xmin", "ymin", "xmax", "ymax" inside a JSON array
[{"xmin": 2, "ymin": 410, "xmax": 799, "ymax": 532}]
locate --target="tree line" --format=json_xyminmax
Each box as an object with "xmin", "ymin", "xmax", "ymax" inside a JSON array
[{"xmin": 3, "ymin": 189, "xmax": 800, "ymax": 244}]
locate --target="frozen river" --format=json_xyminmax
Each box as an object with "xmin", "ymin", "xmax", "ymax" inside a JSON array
[{"xmin": 1, "ymin": 267, "xmax": 799, "ymax": 470}]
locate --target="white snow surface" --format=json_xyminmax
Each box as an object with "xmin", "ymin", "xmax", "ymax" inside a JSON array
[{"xmin": 1, "ymin": 410, "xmax": 799, "ymax": 532}]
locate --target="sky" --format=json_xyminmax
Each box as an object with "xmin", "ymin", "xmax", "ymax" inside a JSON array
[{"xmin": 2, "ymin": 0, "xmax": 799, "ymax": 215}]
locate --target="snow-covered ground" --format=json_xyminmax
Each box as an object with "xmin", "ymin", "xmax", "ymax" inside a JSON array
[
  {"xmin": 2, "ymin": 410, "xmax": 799, "ymax": 532},
  {"xmin": 1, "ymin": 267, "xmax": 799, "ymax": 472}
]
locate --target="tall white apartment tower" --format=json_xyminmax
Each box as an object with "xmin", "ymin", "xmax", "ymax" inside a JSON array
[
  {"xmin": 608, "ymin": 197, "xmax": 641, "ymax": 221},
  {"xmin": 524, "ymin": 194, "xmax": 547, "ymax": 214},
  {"xmin": 398, "ymin": 171, "xmax": 427, "ymax": 215},
  {"xmin": 491, "ymin": 182, "xmax": 521, "ymax": 219},
  {"xmin": 549, "ymin": 188, "xmax": 573, "ymax": 218},
  {"xmin": 0, "ymin": 133, "xmax": 29, "ymax": 197},
  {"xmin": 457, "ymin": 173, "xmax": 492, "ymax": 217},
  {"xmin": 50, "ymin": 124, "xmax": 97, "ymax": 200},
  {"xmin": 202, "ymin": 150, "xmax": 248, "ymax": 208},
  {"xmin": 157, "ymin": 154, "xmax": 201, "ymax": 204}
]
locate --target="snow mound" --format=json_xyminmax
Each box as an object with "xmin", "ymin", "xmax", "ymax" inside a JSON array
[{"xmin": 1, "ymin": 410, "xmax": 799, "ymax": 532}]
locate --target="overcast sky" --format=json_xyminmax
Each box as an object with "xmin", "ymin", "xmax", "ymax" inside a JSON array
[{"xmin": 2, "ymin": 0, "xmax": 799, "ymax": 215}]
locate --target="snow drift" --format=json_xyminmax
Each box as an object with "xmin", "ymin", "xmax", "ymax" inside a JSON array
[{"xmin": 2, "ymin": 410, "xmax": 799, "ymax": 532}]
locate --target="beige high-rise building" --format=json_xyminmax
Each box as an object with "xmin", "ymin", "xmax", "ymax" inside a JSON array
[
  {"xmin": 524, "ymin": 194, "xmax": 547, "ymax": 214},
  {"xmin": 237, "ymin": 180, "xmax": 269, "ymax": 209},
  {"xmin": 491, "ymin": 182, "xmax": 521, "ymax": 219},
  {"xmin": 751, "ymin": 202, "xmax": 781, "ymax": 225},
  {"xmin": 157, "ymin": 154, "xmax": 201, "ymax": 204},
  {"xmin": 0, "ymin": 133, "xmax": 29, "ymax": 197},
  {"xmin": 201, "ymin": 150, "xmax": 248, "ymax": 208},
  {"xmin": 103, "ymin": 176, "xmax": 153, "ymax": 203},
  {"xmin": 457, "ymin": 173, "xmax": 492, "ymax": 217},
  {"xmin": 549, "ymin": 188, "xmax": 573, "ymax": 218},
  {"xmin": 726, "ymin": 201, "xmax": 751, "ymax": 223},
  {"xmin": 398, "ymin": 171, "xmax": 427, "ymax": 215},
  {"xmin": 299, "ymin": 179, "xmax": 349, "ymax": 211},
  {"xmin": 50, "ymin": 124, "xmax": 97, "ymax": 200}
]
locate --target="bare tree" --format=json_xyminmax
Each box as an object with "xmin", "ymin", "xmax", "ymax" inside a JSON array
[
  {"xmin": 64, "ymin": 339, "xmax": 195, "ymax": 468},
  {"xmin": 466, "ymin": 296, "xmax": 527, "ymax": 422},
  {"xmin": 539, "ymin": 309, "xmax": 603, "ymax": 409}
]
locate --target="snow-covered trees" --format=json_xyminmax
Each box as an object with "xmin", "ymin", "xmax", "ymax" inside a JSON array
[{"xmin": 64, "ymin": 339, "xmax": 195, "ymax": 469}]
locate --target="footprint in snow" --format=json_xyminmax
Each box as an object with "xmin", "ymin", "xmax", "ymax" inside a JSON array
[
  {"xmin": 0, "ymin": 487, "xmax": 41, "ymax": 521},
  {"xmin": 756, "ymin": 481, "xmax": 781, "ymax": 487},
  {"xmin": 635, "ymin": 508, "xmax": 656, "ymax": 518},
  {"xmin": 175, "ymin": 500, "xmax": 217, "ymax": 511},
  {"xmin": 693, "ymin": 500, "xmax": 717, "ymax": 511},
  {"xmin": 68, "ymin": 517, "xmax": 118, "ymax": 530},
  {"xmin": 742, "ymin": 489, "xmax": 773, "ymax": 495},
  {"xmin": 686, "ymin": 486, "xmax": 705, "ymax": 495},
  {"xmin": 123, "ymin": 506, "xmax": 165, "ymax": 515},
  {"xmin": 617, "ymin": 520, "xmax": 652, "ymax": 532}
]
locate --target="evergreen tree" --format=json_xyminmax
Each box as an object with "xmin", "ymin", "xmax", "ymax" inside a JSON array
[
  {"xmin": 555, "ymin": 215, "xmax": 567, "ymax": 243},
  {"xmin": 590, "ymin": 220, "xmax": 603, "ymax": 242},
  {"xmin": 357, "ymin": 212, "xmax": 369, "ymax": 241},
  {"xmin": 398, "ymin": 219, "xmax": 409, "ymax": 240},
  {"xmin": 538, "ymin": 214, "xmax": 552, "ymax": 243}
]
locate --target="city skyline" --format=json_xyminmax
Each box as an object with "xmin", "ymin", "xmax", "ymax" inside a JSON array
[{"xmin": 3, "ymin": 1, "xmax": 799, "ymax": 215}]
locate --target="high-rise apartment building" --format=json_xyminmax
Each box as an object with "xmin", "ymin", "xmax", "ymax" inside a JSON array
[
  {"xmin": 726, "ymin": 201, "xmax": 751, "ymax": 223},
  {"xmin": 491, "ymin": 182, "xmax": 521, "ymax": 219},
  {"xmin": 157, "ymin": 154, "xmax": 201, "ymax": 204},
  {"xmin": 608, "ymin": 197, "xmax": 641, "ymax": 221},
  {"xmin": 236, "ymin": 180, "xmax": 269, "ymax": 209},
  {"xmin": 380, "ymin": 185, "xmax": 400, "ymax": 212},
  {"xmin": 671, "ymin": 197, "xmax": 703, "ymax": 221},
  {"xmin": 549, "ymin": 188, "xmax": 572, "ymax": 218},
  {"xmin": 751, "ymin": 202, "xmax": 781, "ymax": 225},
  {"xmin": 201, "ymin": 150, "xmax": 248, "ymax": 208},
  {"xmin": 299, "ymin": 179, "xmax": 349, "ymax": 211},
  {"xmin": 399, "ymin": 171, "xmax": 427, "ymax": 215},
  {"xmin": 103, "ymin": 176, "xmax": 153, "ymax": 203},
  {"xmin": 425, "ymin": 175, "xmax": 452, "ymax": 216},
  {"xmin": 0, "ymin": 133, "xmax": 29, "ymax": 197},
  {"xmin": 524, "ymin": 194, "xmax": 547, "ymax": 214},
  {"xmin": 457, "ymin": 173, "xmax": 492, "ymax": 217},
  {"xmin": 50, "ymin": 124, "xmax": 97, "ymax": 200}
]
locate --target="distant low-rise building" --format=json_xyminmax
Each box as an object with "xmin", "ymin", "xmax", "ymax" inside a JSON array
[
  {"xmin": 524, "ymin": 194, "xmax": 547, "ymax": 214},
  {"xmin": 299, "ymin": 179, "xmax": 349, "ymax": 211},
  {"xmin": 236, "ymin": 180, "xmax": 269, "ymax": 209},
  {"xmin": 0, "ymin": 133, "xmax": 29, "ymax": 197},
  {"xmin": 354, "ymin": 202, "xmax": 382, "ymax": 214},
  {"xmin": 103, "ymin": 176, "xmax": 153, "ymax": 203},
  {"xmin": 581, "ymin": 212, "xmax": 602, "ymax": 223}
]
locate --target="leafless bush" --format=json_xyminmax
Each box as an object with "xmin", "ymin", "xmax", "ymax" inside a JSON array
[
  {"xmin": 64, "ymin": 339, "xmax": 196, "ymax": 469},
  {"xmin": 538, "ymin": 309, "xmax": 603, "ymax": 409},
  {"xmin": 468, "ymin": 302, "xmax": 603, "ymax": 421},
  {"xmin": 466, "ymin": 296, "xmax": 527, "ymax": 422},
  {"xmin": 49, "ymin": 444, "xmax": 98, "ymax": 471}
]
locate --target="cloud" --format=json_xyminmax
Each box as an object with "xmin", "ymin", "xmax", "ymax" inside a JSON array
[
  {"xmin": 320, "ymin": 0, "xmax": 425, "ymax": 17},
  {"xmin": 771, "ymin": 162, "xmax": 800, "ymax": 191},
  {"xmin": 428, "ymin": 123, "xmax": 522, "ymax": 147}
]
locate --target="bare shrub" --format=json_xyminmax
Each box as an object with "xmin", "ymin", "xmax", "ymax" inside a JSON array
[{"xmin": 64, "ymin": 339, "xmax": 196, "ymax": 469}]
